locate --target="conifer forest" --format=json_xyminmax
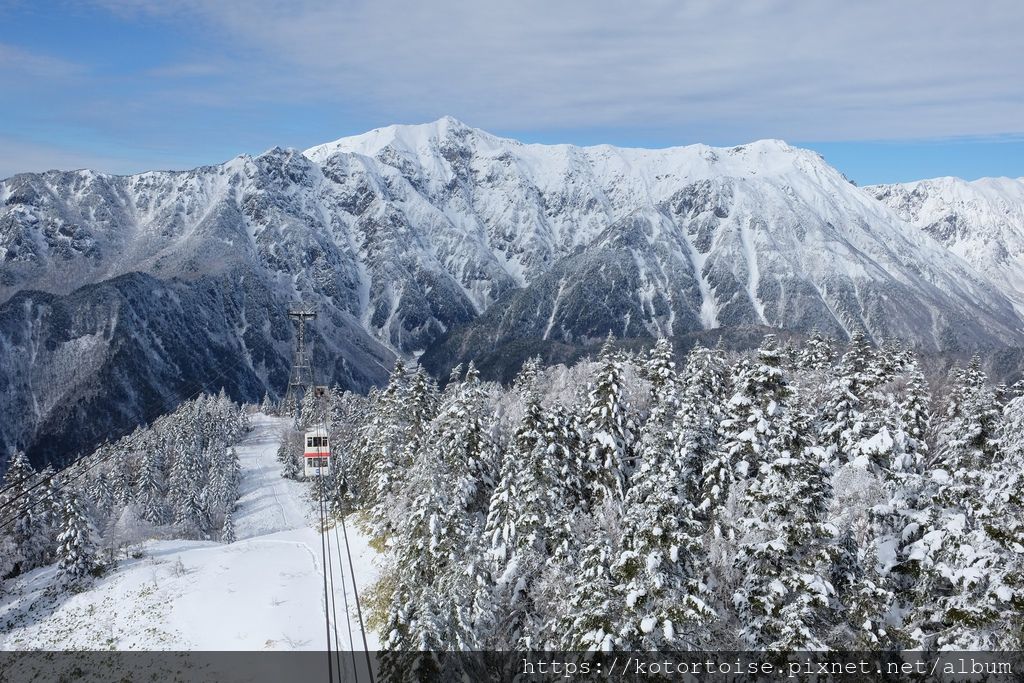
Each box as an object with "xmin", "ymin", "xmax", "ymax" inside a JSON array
[{"xmin": 276, "ymin": 333, "xmax": 1024, "ymax": 656}]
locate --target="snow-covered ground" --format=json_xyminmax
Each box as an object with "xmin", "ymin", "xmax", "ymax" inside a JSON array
[{"xmin": 0, "ymin": 414, "xmax": 380, "ymax": 653}]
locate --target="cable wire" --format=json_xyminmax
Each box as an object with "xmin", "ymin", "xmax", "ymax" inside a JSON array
[
  {"xmin": 340, "ymin": 511, "xmax": 376, "ymax": 683},
  {"xmin": 316, "ymin": 477, "xmax": 335, "ymax": 683},
  {"xmin": 334, "ymin": 523, "xmax": 360, "ymax": 680},
  {"xmin": 322, "ymin": 480, "xmax": 344, "ymax": 680}
]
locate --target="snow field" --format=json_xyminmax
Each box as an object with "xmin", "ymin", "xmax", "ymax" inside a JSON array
[{"xmin": 0, "ymin": 414, "xmax": 380, "ymax": 652}]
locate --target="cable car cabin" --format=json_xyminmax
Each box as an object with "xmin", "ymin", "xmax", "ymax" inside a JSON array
[{"xmin": 303, "ymin": 428, "xmax": 331, "ymax": 478}]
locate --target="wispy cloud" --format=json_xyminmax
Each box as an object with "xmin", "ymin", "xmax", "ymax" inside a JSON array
[
  {"xmin": 144, "ymin": 62, "xmax": 224, "ymax": 79},
  {"xmin": 82, "ymin": 0, "xmax": 1024, "ymax": 141},
  {"xmin": 0, "ymin": 42, "xmax": 86, "ymax": 82}
]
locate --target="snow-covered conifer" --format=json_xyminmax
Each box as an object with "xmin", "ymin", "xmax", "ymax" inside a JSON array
[
  {"xmin": 702, "ymin": 335, "xmax": 788, "ymax": 532},
  {"xmin": 732, "ymin": 401, "xmax": 835, "ymax": 650},
  {"xmin": 583, "ymin": 335, "xmax": 633, "ymax": 502},
  {"xmin": 56, "ymin": 493, "xmax": 97, "ymax": 582}
]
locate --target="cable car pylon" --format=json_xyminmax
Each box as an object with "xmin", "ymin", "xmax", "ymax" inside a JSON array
[{"xmin": 283, "ymin": 302, "xmax": 317, "ymax": 417}]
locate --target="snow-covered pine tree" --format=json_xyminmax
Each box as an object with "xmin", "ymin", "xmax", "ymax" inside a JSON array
[
  {"xmin": 380, "ymin": 365, "xmax": 496, "ymax": 659},
  {"xmin": 979, "ymin": 393, "xmax": 1024, "ymax": 648},
  {"xmin": 935, "ymin": 357, "xmax": 1001, "ymax": 478},
  {"xmin": 798, "ymin": 331, "xmax": 836, "ymax": 371},
  {"xmin": 556, "ymin": 503, "xmax": 620, "ymax": 651},
  {"xmin": 89, "ymin": 471, "xmax": 116, "ymax": 525},
  {"xmin": 615, "ymin": 388, "xmax": 715, "ymax": 649},
  {"xmin": 300, "ymin": 387, "xmax": 325, "ymax": 430},
  {"xmin": 894, "ymin": 364, "xmax": 931, "ymax": 474},
  {"xmin": 634, "ymin": 338, "xmax": 679, "ymax": 479},
  {"xmin": 431, "ymin": 361, "xmax": 496, "ymax": 519},
  {"xmin": 583, "ymin": 335, "xmax": 633, "ymax": 503},
  {"xmin": 110, "ymin": 443, "xmax": 136, "ymax": 507},
  {"xmin": 259, "ymin": 392, "xmax": 274, "ymax": 415},
  {"xmin": 222, "ymin": 506, "xmax": 237, "ymax": 544},
  {"xmin": 36, "ymin": 468, "xmax": 62, "ymax": 565},
  {"xmin": 224, "ymin": 447, "xmax": 241, "ymax": 504},
  {"xmin": 819, "ymin": 331, "xmax": 881, "ymax": 468},
  {"xmin": 0, "ymin": 451, "xmax": 48, "ymax": 576},
  {"xmin": 379, "ymin": 412, "xmax": 471, "ymax": 677},
  {"xmin": 831, "ymin": 527, "xmax": 905, "ymax": 649},
  {"xmin": 513, "ymin": 356, "xmax": 543, "ymax": 397},
  {"xmin": 676, "ymin": 344, "xmax": 728, "ymax": 506},
  {"xmin": 56, "ymin": 493, "xmax": 97, "ymax": 583},
  {"xmin": 907, "ymin": 359, "xmax": 1012, "ymax": 648},
  {"xmin": 169, "ymin": 442, "xmax": 210, "ymax": 538},
  {"xmin": 372, "ymin": 366, "xmax": 439, "ymax": 544},
  {"xmin": 137, "ymin": 445, "xmax": 167, "ymax": 525},
  {"xmin": 732, "ymin": 401, "xmax": 836, "ymax": 650},
  {"xmin": 447, "ymin": 362, "xmax": 464, "ymax": 387},
  {"xmin": 702, "ymin": 335, "xmax": 789, "ymax": 535},
  {"xmin": 364, "ymin": 361, "xmax": 414, "ymax": 540},
  {"xmin": 479, "ymin": 395, "xmax": 559, "ymax": 648}
]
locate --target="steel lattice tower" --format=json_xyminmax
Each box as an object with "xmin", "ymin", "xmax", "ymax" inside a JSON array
[{"xmin": 283, "ymin": 302, "xmax": 317, "ymax": 415}]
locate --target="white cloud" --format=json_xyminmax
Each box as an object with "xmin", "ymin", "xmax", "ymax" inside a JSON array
[{"xmin": 88, "ymin": 0, "xmax": 1024, "ymax": 141}]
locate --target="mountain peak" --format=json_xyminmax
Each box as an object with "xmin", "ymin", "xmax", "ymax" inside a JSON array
[{"xmin": 304, "ymin": 116, "xmax": 483, "ymax": 162}]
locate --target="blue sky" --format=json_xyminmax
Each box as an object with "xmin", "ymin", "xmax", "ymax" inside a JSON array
[{"xmin": 2, "ymin": 0, "xmax": 1022, "ymax": 184}]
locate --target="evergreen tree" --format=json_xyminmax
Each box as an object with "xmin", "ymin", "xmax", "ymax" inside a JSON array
[
  {"xmin": 365, "ymin": 361, "xmax": 413, "ymax": 539},
  {"xmin": 430, "ymin": 362, "xmax": 496, "ymax": 518},
  {"xmin": 169, "ymin": 443, "xmax": 210, "ymax": 538},
  {"xmin": 732, "ymin": 403, "xmax": 836, "ymax": 650},
  {"xmin": 222, "ymin": 507, "xmax": 237, "ymax": 544},
  {"xmin": 56, "ymin": 493, "xmax": 97, "ymax": 582},
  {"xmin": 615, "ymin": 407, "xmax": 715, "ymax": 649},
  {"xmin": 479, "ymin": 396, "xmax": 560, "ymax": 647},
  {"xmin": 798, "ymin": 331, "xmax": 836, "ymax": 371},
  {"xmin": 702, "ymin": 335, "xmax": 789, "ymax": 533},
  {"xmin": 513, "ymin": 356, "xmax": 543, "ymax": 397},
  {"xmin": 583, "ymin": 335, "xmax": 633, "ymax": 502},
  {"xmin": 907, "ymin": 360, "xmax": 1012, "ymax": 648},
  {"xmin": 894, "ymin": 364, "xmax": 931, "ymax": 473},
  {"xmin": 634, "ymin": 339, "xmax": 679, "ymax": 477},
  {"xmin": 557, "ymin": 505, "xmax": 620, "ymax": 651},
  {"xmin": 676, "ymin": 345, "xmax": 728, "ymax": 505},
  {"xmin": 137, "ymin": 446, "xmax": 167, "ymax": 525},
  {"xmin": 90, "ymin": 472, "xmax": 116, "ymax": 524},
  {"xmin": 0, "ymin": 452, "xmax": 47, "ymax": 575},
  {"xmin": 819, "ymin": 332, "xmax": 879, "ymax": 468}
]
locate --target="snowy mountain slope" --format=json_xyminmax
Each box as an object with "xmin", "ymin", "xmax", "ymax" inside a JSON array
[
  {"xmin": 0, "ymin": 414, "xmax": 380, "ymax": 654},
  {"xmin": 3, "ymin": 118, "xmax": 1024, "ymax": 465},
  {"xmin": 869, "ymin": 176, "xmax": 1024, "ymax": 310},
  {"xmin": 308, "ymin": 119, "xmax": 1023, "ymax": 349}
]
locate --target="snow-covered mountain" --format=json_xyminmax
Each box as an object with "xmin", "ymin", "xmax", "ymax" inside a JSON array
[
  {"xmin": 869, "ymin": 176, "xmax": 1024, "ymax": 311},
  {"xmin": 2, "ymin": 117, "xmax": 1023, "ymax": 465}
]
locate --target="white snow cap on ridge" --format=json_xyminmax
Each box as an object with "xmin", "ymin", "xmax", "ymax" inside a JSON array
[{"xmin": 304, "ymin": 116, "xmax": 816, "ymax": 179}]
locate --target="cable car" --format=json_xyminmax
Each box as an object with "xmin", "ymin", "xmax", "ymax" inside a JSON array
[{"xmin": 303, "ymin": 427, "xmax": 331, "ymax": 478}]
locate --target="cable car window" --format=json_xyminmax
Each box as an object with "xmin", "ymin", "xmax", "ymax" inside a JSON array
[{"xmin": 306, "ymin": 437, "xmax": 313, "ymax": 447}]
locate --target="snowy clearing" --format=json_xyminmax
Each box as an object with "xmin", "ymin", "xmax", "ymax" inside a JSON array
[{"xmin": 0, "ymin": 414, "xmax": 380, "ymax": 652}]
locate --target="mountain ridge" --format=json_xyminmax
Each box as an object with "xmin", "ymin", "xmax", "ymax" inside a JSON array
[{"xmin": 3, "ymin": 117, "xmax": 1024, "ymax": 466}]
